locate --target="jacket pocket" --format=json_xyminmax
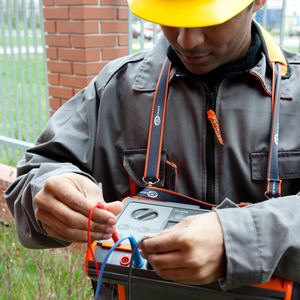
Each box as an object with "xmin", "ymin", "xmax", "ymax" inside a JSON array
[
  {"xmin": 123, "ymin": 149, "xmax": 177, "ymax": 191},
  {"xmin": 250, "ymin": 151, "xmax": 300, "ymax": 180}
]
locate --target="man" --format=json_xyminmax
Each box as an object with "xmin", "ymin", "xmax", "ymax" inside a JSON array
[{"xmin": 4, "ymin": 0, "xmax": 300, "ymax": 299}]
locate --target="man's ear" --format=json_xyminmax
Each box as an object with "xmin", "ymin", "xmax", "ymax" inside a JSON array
[{"xmin": 252, "ymin": 0, "xmax": 267, "ymax": 13}]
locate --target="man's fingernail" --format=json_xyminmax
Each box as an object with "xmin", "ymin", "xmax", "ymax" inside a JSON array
[
  {"xmin": 102, "ymin": 233, "xmax": 112, "ymax": 239},
  {"xmin": 107, "ymin": 218, "xmax": 116, "ymax": 225},
  {"xmin": 106, "ymin": 227, "xmax": 113, "ymax": 234}
]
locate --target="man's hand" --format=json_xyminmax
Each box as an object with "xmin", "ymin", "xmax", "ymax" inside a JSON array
[
  {"xmin": 139, "ymin": 212, "xmax": 226, "ymax": 285},
  {"xmin": 34, "ymin": 173, "xmax": 123, "ymax": 243}
]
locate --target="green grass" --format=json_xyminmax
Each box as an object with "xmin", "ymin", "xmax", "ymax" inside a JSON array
[
  {"xmin": 0, "ymin": 223, "xmax": 94, "ymax": 300},
  {"xmin": 0, "ymin": 156, "xmax": 20, "ymax": 167}
]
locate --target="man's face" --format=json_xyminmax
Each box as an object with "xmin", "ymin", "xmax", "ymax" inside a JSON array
[{"xmin": 161, "ymin": 6, "xmax": 254, "ymax": 75}]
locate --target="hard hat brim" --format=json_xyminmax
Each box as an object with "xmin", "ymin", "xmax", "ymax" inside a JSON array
[{"xmin": 128, "ymin": 0, "xmax": 254, "ymax": 27}]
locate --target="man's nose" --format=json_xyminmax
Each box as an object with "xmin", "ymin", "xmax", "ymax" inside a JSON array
[{"xmin": 177, "ymin": 28, "xmax": 205, "ymax": 50}]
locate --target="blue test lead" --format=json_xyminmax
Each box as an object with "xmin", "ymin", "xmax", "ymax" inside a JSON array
[
  {"xmin": 128, "ymin": 235, "xmax": 144, "ymax": 268},
  {"xmin": 94, "ymin": 234, "xmax": 144, "ymax": 300}
]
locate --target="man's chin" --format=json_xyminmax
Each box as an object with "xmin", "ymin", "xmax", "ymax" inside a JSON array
[{"xmin": 183, "ymin": 64, "xmax": 215, "ymax": 75}]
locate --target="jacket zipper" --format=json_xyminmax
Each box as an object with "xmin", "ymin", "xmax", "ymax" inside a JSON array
[
  {"xmin": 175, "ymin": 70, "xmax": 247, "ymax": 204},
  {"xmin": 206, "ymin": 88, "xmax": 218, "ymax": 204}
]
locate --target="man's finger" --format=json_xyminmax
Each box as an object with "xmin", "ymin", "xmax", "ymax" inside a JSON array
[
  {"xmin": 39, "ymin": 210, "xmax": 112, "ymax": 242},
  {"xmin": 140, "ymin": 229, "xmax": 184, "ymax": 253},
  {"xmin": 42, "ymin": 223, "xmax": 111, "ymax": 243},
  {"xmin": 145, "ymin": 250, "xmax": 188, "ymax": 269},
  {"xmin": 43, "ymin": 178, "xmax": 98, "ymax": 215},
  {"xmin": 36, "ymin": 194, "xmax": 115, "ymax": 231},
  {"xmin": 42, "ymin": 175, "xmax": 108, "ymax": 216},
  {"xmin": 105, "ymin": 201, "xmax": 123, "ymax": 216},
  {"xmin": 42, "ymin": 223, "xmax": 84, "ymax": 243},
  {"xmin": 148, "ymin": 263, "xmax": 215, "ymax": 285},
  {"xmin": 35, "ymin": 191, "xmax": 118, "ymax": 227},
  {"xmin": 37, "ymin": 208, "xmax": 116, "ymax": 238}
]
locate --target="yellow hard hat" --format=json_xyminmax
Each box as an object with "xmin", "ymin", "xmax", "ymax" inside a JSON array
[{"xmin": 128, "ymin": 0, "xmax": 254, "ymax": 27}]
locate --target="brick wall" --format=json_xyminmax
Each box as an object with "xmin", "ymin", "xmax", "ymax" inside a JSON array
[{"xmin": 43, "ymin": 0, "xmax": 129, "ymax": 115}]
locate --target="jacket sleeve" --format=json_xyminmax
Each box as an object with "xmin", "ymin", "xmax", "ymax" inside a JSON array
[
  {"xmin": 216, "ymin": 193, "xmax": 300, "ymax": 290},
  {"xmin": 4, "ymin": 78, "xmax": 101, "ymax": 249}
]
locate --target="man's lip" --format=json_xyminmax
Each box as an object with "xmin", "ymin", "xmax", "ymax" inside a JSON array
[{"xmin": 180, "ymin": 53, "xmax": 209, "ymax": 64}]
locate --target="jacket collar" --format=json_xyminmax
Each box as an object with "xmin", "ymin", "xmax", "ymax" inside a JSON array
[
  {"xmin": 131, "ymin": 34, "xmax": 174, "ymax": 92},
  {"xmin": 250, "ymin": 52, "xmax": 293, "ymax": 100},
  {"xmin": 252, "ymin": 20, "xmax": 293, "ymax": 100}
]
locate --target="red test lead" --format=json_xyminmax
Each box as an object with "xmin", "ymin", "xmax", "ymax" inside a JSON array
[
  {"xmin": 96, "ymin": 202, "xmax": 120, "ymax": 244},
  {"xmin": 87, "ymin": 202, "xmax": 121, "ymax": 279}
]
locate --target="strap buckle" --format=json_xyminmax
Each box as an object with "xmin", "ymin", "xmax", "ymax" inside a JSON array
[
  {"xmin": 142, "ymin": 177, "xmax": 160, "ymax": 186},
  {"xmin": 264, "ymin": 192, "xmax": 274, "ymax": 200}
]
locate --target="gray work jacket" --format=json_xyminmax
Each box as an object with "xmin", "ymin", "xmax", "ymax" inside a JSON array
[{"xmin": 4, "ymin": 29, "xmax": 300, "ymax": 293}]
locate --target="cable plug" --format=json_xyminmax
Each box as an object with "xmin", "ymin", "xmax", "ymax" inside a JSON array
[{"xmin": 128, "ymin": 235, "xmax": 144, "ymax": 268}]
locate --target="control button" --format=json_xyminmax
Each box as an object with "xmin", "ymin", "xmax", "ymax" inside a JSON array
[
  {"xmin": 118, "ymin": 224, "xmax": 130, "ymax": 230},
  {"xmin": 131, "ymin": 208, "xmax": 158, "ymax": 221},
  {"xmin": 138, "ymin": 227, "xmax": 150, "ymax": 233},
  {"xmin": 174, "ymin": 214, "xmax": 186, "ymax": 220}
]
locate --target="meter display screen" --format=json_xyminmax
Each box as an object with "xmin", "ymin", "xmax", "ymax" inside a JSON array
[{"xmin": 164, "ymin": 220, "xmax": 178, "ymax": 229}]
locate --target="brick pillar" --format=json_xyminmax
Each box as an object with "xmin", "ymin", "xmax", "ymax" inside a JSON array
[{"xmin": 43, "ymin": 0, "xmax": 129, "ymax": 115}]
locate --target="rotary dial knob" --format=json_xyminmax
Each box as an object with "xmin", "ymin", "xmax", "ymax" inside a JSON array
[{"xmin": 131, "ymin": 208, "xmax": 158, "ymax": 221}]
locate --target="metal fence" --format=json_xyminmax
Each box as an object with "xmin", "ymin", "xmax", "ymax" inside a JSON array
[
  {"xmin": 128, "ymin": 9, "xmax": 161, "ymax": 55},
  {"xmin": 0, "ymin": 0, "xmax": 49, "ymax": 163}
]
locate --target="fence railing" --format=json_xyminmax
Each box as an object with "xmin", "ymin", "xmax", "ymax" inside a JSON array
[
  {"xmin": 0, "ymin": 0, "xmax": 49, "ymax": 164},
  {"xmin": 128, "ymin": 9, "xmax": 161, "ymax": 54}
]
